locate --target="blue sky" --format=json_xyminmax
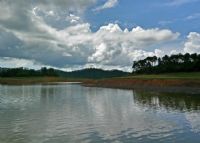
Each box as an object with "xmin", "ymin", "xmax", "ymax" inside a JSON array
[
  {"xmin": 0, "ymin": 0, "xmax": 200, "ymax": 71},
  {"xmin": 87, "ymin": 0, "xmax": 200, "ymax": 34}
]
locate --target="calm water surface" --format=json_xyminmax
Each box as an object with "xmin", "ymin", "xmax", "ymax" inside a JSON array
[{"xmin": 0, "ymin": 83, "xmax": 200, "ymax": 143}]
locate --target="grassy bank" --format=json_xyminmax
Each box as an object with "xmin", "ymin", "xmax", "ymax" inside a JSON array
[
  {"xmin": 83, "ymin": 72, "xmax": 200, "ymax": 94},
  {"xmin": 124, "ymin": 72, "xmax": 200, "ymax": 80},
  {"xmin": 0, "ymin": 77, "xmax": 87, "ymax": 85},
  {"xmin": 0, "ymin": 73, "xmax": 200, "ymax": 94}
]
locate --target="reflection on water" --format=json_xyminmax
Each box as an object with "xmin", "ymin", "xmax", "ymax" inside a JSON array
[
  {"xmin": 133, "ymin": 91, "xmax": 200, "ymax": 111},
  {"xmin": 0, "ymin": 84, "xmax": 200, "ymax": 143}
]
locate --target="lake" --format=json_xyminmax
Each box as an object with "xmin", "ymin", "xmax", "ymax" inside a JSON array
[{"xmin": 0, "ymin": 83, "xmax": 200, "ymax": 143}]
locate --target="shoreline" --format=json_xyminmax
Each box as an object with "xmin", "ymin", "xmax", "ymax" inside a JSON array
[
  {"xmin": 0, "ymin": 76, "xmax": 200, "ymax": 94},
  {"xmin": 82, "ymin": 78, "xmax": 200, "ymax": 94},
  {"xmin": 0, "ymin": 77, "xmax": 88, "ymax": 85}
]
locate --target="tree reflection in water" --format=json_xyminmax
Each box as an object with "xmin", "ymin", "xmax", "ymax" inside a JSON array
[{"xmin": 133, "ymin": 90, "xmax": 200, "ymax": 111}]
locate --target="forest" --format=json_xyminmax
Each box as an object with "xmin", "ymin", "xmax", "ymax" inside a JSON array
[
  {"xmin": 0, "ymin": 67, "xmax": 128, "ymax": 79},
  {"xmin": 132, "ymin": 53, "xmax": 200, "ymax": 74},
  {"xmin": 0, "ymin": 67, "xmax": 58, "ymax": 77},
  {"xmin": 0, "ymin": 53, "xmax": 200, "ymax": 78}
]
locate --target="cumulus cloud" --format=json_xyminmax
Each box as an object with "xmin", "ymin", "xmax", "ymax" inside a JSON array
[
  {"xmin": 33, "ymin": 0, "xmax": 97, "ymax": 13},
  {"xmin": 0, "ymin": 0, "xmax": 181, "ymax": 71},
  {"xmin": 184, "ymin": 32, "xmax": 200, "ymax": 54},
  {"xmin": 66, "ymin": 14, "xmax": 81, "ymax": 24},
  {"xmin": 87, "ymin": 24, "xmax": 179, "ymax": 66},
  {"xmin": 94, "ymin": 0, "xmax": 118, "ymax": 11},
  {"xmin": 0, "ymin": 57, "xmax": 44, "ymax": 69}
]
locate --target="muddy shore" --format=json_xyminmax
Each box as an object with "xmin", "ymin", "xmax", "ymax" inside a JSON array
[
  {"xmin": 1, "ymin": 77, "xmax": 200, "ymax": 94},
  {"xmin": 82, "ymin": 78, "xmax": 200, "ymax": 94}
]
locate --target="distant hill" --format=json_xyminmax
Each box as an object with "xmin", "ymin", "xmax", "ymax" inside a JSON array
[
  {"xmin": 57, "ymin": 68, "xmax": 129, "ymax": 79},
  {"xmin": 0, "ymin": 67, "xmax": 129, "ymax": 79}
]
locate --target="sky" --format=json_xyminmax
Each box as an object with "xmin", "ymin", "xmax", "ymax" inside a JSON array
[{"xmin": 0, "ymin": 0, "xmax": 200, "ymax": 71}]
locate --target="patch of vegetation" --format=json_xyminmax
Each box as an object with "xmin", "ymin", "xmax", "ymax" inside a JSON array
[
  {"xmin": 57, "ymin": 68, "xmax": 129, "ymax": 79},
  {"xmin": 0, "ymin": 67, "xmax": 129, "ymax": 79},
  {"xmin": 132, "ymin": 53, "xmax": 200, "ymax": 74},
  {"xmin": 125, "ymin": 72, "xmax": 200, "ymax": 80},
  {"xmin": 0, "ymin": 67, "xmax": 58, "ymax": 77}
]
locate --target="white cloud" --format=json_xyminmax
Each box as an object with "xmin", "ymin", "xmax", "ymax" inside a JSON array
[
  {"xmin": 0, "ymin": 57, "xmax": 43, "ymax": 69},
  {"xmin": 170, "ymin": 49, "xmax": 179, "ymax": 55},
  {"xmin": 0, "ymin": 0, "xmax": 182, "ymax": 71},
  {"xmin": 184, "ymin": 32, "xmax": 200, "ymax": 54},
  {"xmin": 93, "ymin": 0, "xmax": 118, "ymax": 11},
  {"xmin": 87, "ymin": 24, "xmax": 179, "ymax": 67},
  {"xmin": 66, "ymin": 14, "xmax": 81, "ymax": 24},
  {"xmin": 0, "ymin": 18, "xmax": 179, "ymax": 70},
  {"xmin": 34, "ymin": 0, "xmax": 97, "ymax": 13},
  {"xmin": 185, "ymin": 13, "xmax": 200, "ymax": 20}
]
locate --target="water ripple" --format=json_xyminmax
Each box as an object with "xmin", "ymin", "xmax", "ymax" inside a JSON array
[{"xmin": 0, "ymin": 84, "xmax": 200, "ymax": 143}]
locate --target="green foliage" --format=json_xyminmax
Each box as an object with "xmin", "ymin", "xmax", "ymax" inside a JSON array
[
  {"xmin": 0, "ymin": 67, "xmax": 58, "ymax": 77},
  {"xmin": 0, "ymin": 67, "xmax": 129, "ymax": 79},
  {"xmin": 57, "ymin": 68, "xmax": 129, "ymax": 79},
  {"xmin": 132, "ymin": 53, "xmax": 200, "ymax": 74},
  {"xmin": 126, "ymin": 72, "xmax": 200, "ymax": 80}
]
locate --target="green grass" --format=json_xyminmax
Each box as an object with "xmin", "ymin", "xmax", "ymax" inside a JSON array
[
  {"xmin": 1, "ymin": 72, "xmax": 200, "ymax": 85},
  {"xmin": 121, "ymin": 72, "xmax": 200, "ymax": 80}
]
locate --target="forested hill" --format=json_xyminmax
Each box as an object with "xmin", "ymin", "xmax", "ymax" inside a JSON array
[
  {"xmin": 132, "ymin": 53, "xmax": 200, "ymax": 74},
  {"xmin": 57, "ymin": 68, "xmax": 129, "ymax": 79},
  {"xmin": 0, "ymin": 67, "xmax": 129, "ymax": 79}
]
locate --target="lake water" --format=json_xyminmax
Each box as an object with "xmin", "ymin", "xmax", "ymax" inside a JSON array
[{"xmin": 0, "ymin": 83, "xmax": 200, "ymax": 143}]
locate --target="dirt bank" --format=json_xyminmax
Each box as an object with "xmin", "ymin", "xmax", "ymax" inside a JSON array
[{"xmin": 83, "ymin": 78, "xmax": 200, "ymax": 94}]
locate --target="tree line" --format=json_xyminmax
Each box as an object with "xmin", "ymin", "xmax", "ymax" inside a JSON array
[
  {"xmin": 0, "ymin": 67, "xmax": 128, "ymax": 78},
  {"xmin": 1, "ymin": 53, "xmax": 199, "ymax": 78},
  {"xmin": 132, "ymin": 53, "xmax": 200, "ymax": 74},
  {"xmin": 58, "ymin": 68, "xmax": 128, "ymax": 79},
  {"xmin": 0, "ymin": 67, "xmax": 58, "ymax": 77}
]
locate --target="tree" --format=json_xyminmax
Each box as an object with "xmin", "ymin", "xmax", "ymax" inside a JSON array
[{"xmin": 132, "ymin": 53, "xmax": 200, "ymax": 74}]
